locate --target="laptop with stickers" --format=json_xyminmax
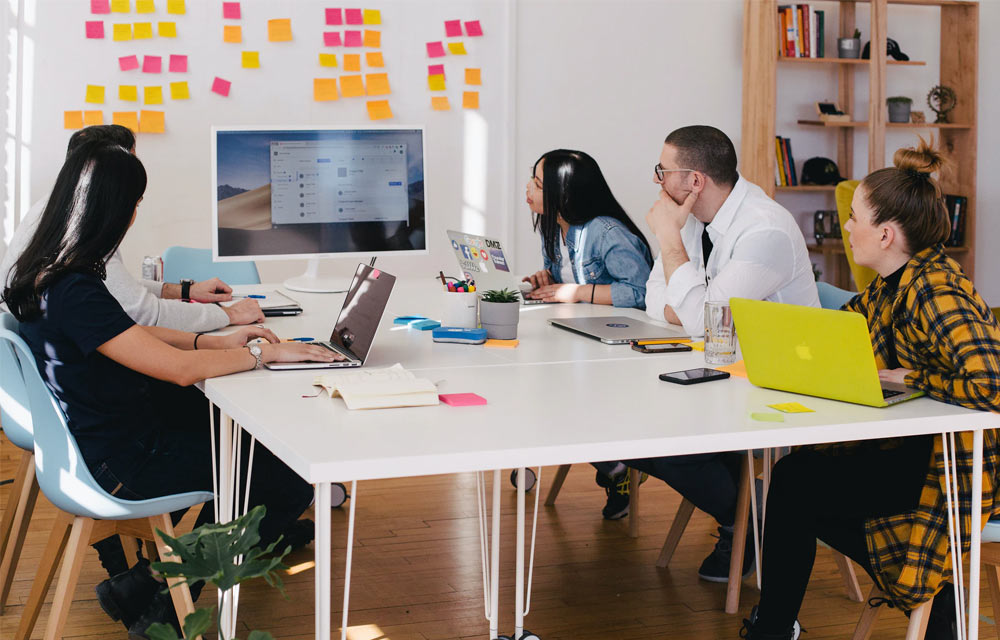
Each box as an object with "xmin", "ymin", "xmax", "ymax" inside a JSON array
[{"xmin": 446, "ymin": 230, "xmax": 546, "ymax": 305}]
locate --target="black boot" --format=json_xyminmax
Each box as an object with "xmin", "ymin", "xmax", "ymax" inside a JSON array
[
  {"xmin": 128, "ymin": 590, "xmax": 180, "ymax": 640},
  {"xmin": 95, "ymin": 558, "xmax": 162, "ymax": 630},
  {"xmin": 739, "ymin": 605, "xmax": 801, "ymax": 639}
]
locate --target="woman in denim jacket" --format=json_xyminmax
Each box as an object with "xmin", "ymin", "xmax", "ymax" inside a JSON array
[{"xmin": 522, "ymin": 150, "xmax": 653, "ymax": 309}]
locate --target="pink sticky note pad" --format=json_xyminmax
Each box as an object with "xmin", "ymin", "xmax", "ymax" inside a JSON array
[
  {"xmin": 168, "ymin": 54, "xmax": 187, "ymax": 72},
  {"xmin": 371, "ymin": 269, "xmax": 381, "ymax": 279},
  {"xmin": 119, "ymin": 55, "xmax": 139, "ymax": 71},
  {"xmin": 444, "ymin": 19, "xmax": 462, "ymax": 37},
  {"xmin": 426, "ymin": 41, "xmax": 446, "ymax": 58},
  {"xmin": 344, "ymin": 30, "xmax": 362, "ymax": 46},
  {"xmin": 86, "ymin": 21, "xmax": 105, "ymax": 39},
  {"xmin": 142, "ymin": 55, "xmax": 162, "ymax": 73},
  {"xmin": 222, "ymin": 2, "xmax": 240, "ymax": 19},
  {"xmin": 323, "ymin": 32, "xmax": 342, "ymax": 46},
  {"xmin": 465, "ymin": 20, "xmax": 483, "ymax": 36},
  {"xmin": 212, "ymin": 77, "xmax": 231, "ymax": 97},
  {"xmin": 91, "ymin": 0, "xmax": 110, "ymax": 14},
  {"xmin": 326, "ymin": 8, "xmax": 343, "ymax": 25},
  {"xmin": 428, "ymin": 64, "xmax": 445, "ymax": 77},
  {"xmin": 345, "ymin": 8, "xmax": 363, "ymax": 24},
  {"xmin": 440, "ymin": 393, "xmax": 486, "ymax": 407}
]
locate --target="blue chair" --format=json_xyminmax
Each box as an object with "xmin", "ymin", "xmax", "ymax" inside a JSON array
[
  {"xmin": 817, "ymin": 281, "xmax": 856, "ymax": 311},
  {"xmin": 162, "ymin": 246, "xmax": 260, "ymax": 285},
  {"xmin": 1, "ymin": 323, "xmax": 213, "ymax": 640}
]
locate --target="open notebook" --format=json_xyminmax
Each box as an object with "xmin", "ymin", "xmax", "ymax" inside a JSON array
[{"xmin": 314, "ymin": 364, "xmax": 439, "ymax": 410}]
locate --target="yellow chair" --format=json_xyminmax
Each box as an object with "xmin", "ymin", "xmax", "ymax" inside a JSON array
[{"xmin": 835, "ymin": 180, "xmax": 879, "ymax": 292}]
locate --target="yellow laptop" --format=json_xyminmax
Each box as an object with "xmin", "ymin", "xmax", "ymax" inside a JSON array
[{"xmin": 730, "ymin": 298, "xmax": 924, "ymax": 407}]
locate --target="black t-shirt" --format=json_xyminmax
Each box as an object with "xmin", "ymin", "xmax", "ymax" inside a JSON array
[
  {"xmin": 19, "ymin": 271, "xmax": 158, "ymax": 463},
  {"xmin": 882, "ymin": 264, "xmax": 906, "ymax": 371}
]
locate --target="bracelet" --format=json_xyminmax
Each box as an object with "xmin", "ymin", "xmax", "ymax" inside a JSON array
[
  {"xmin": 590, "ymin": 284, "xmax": 596, "ymax": 304},
  {"xmin": 193, "ymin": 333, "xmax": 203, "ymax": 350}
]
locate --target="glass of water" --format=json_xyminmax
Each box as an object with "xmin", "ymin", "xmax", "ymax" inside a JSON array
[{"xmin": 704, "ymin": 301, "xmax": 737, "ymax": 365}]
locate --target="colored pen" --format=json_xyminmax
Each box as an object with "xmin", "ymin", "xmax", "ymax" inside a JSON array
[
  {"xmin": 283, "ymin": 337, "xmax": 315, "ymax": 342},
  {"xmin": 233, "ymin": 294, "xmax": 266, "ymax": 299},
  {"xmin": 635, "ymin": 338, "xmax": 692, "ymax": 345}
]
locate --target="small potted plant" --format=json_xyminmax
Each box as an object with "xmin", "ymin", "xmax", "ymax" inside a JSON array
[
  {"xmin": 887, "ymin": 96, "xmax": 913, "ymax": 123},
  {"xmin": 479, "ymin": 288, "xmax": 521, "ymax": 340},
  {"xmin": 838, "ymin": 28, "xmax": 861, "ymax": 59}
]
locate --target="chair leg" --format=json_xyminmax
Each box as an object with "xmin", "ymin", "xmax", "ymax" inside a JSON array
[
  {"xmin": 0, "ymin": 452, "xmax": 38, "ymax": 613},
  {"xmin": 120, "ymin": 535, "xmax": 141, "ymax": 569},
  {"xmin": 544, "ymin": 464, "xmax": 571, "ymax": 507},
  {"xmin": 851, "ymin": 585, "xmax": 885, "ymax": 640},
  {"xmin": 15, "ymin": 510, "xmax": 73, "ymax": 640},
  {"xmin": 144, "ymin": 539, "xmax": 159, "ymax": 562},
  {"xmin": 628, "ymin": 468, "xmax": 641, "ymax": 539},
  {"xmin": 657, "ymin": 498, "xmax": 696, "ymax": 568},
  {"xmin": 0, "ymin": 451, "xmax": 32, "ymax": 561},
  {"xmin": 725, "ymin": 456, "xmax": 753, "ymax": 615},
  {"xmin": 150, "ymin": 513, "xmax": 196, "ymax": 633},
  {"xmin": 987, "ymin": 561, "xmax": 1000, "ymax": 640},
  {"xmin": 43, "ymin": 516, "xmax": 95, "ymax": 640},
  {"xmin": 832, "ymin": 549, "xmax": 865, "ymax": 602},
  {"xmin": 904, "ymin": 598, "xmax": 932, "ymax": 640}
]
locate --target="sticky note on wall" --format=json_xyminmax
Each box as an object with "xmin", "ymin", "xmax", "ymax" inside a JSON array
[
  {"xmin": 426, "ymin": 41, "xmax": 445, "ymax": 57},
  {"xmin": 111, "ymin": 0, "xmax": 129, "ymax": 12},
  {"xmin": 222, "ymin": 2, "xmax": 240, "ymax": 19},
  {"xmin": 138, "ymin": 110, "xmax": 165, "ymax": 133},
  {"xmin": 363, "ymin": 30, "xmax": 380, "ymax": 48},
  {"xmin": 166, "ymin": 0, "xmax": 185, "ymax": 14},
  {"xmin": 113, "ymin": 111, "xmax": 139, "ymax": 130},
  {"xmin": 119, "ymin": 55, "xmax": 139, "ymax": 71},
  {"xmin": 242, "ymin": 51, "xmax": 260, "ymax": 68},
  {"xmin": 339, "ymin": 75, "xmax": 364, "ymax": 97},
  {"xmin": 119, "ymin": 85, "xmax": 138, "ymax": 100},
  {"xmin": 444, "ymin": 20, "xmax": 461, "ymax": 37},
  {"xmin": 314, "ymin": 78, "xmax": 339, "ymax": 101},
  {"xmin": 91, "ymin": 0, "xmax": 110, "ymax": 14},
  {"xmin": 428, "ymin": 64, "xmax": 444, "ymax": 77},
  {"xmin": 431, "ymin": 96, "xmax": 450, "ymax": 111},
  {"xmin": 463, "ymin": 91, "xmax": 479, "ymax": 109},
  {"xmin": 365, "ymin": 52, "xmax": 384, "ymax": 67},
  {"xmin": 135, "ymin": 0, "xmax": 154, "ymax": 13},
  {"xmin": 144, "ymin": 86, "xmax": 163, "ymax": 104},
  {"xmin": 344, "ymin": 30, "xmax": 362, "ymax": 47},
  {"xmin": 323, "ymin": 32, "xmax": 342, "ymax": 47},
  {"xmin": 343, "ymin": 54, "xmax": 360, "ymax": 71},
  {"xmin": 86, "ymin": 21, "xmax": 105, "ymax": 39},
  {"xmin": 465, "ymin": 20, "xmax": 483, "ymax": 36},
  {"xmin": 85, "ymin": 85, "xmax": 105, "ymax": 104},
  {"xmin": 366, "ymin": 100, "xmax": 392, "ymax": 120},
  {"xmin": 84, "ymin": 110, "xmax": 104, "ymax": 126},
  {"xmin": 211, "ymin": 77, "xmax": 231, "ymax": 97},
  {"xmin": 158, "ymin": 22, "xmax": 177, "ymax": 37},
  {"xmin": 223, "ymin": 25, "xmax": 242, "ymax": 43},
  {"xmin": 448, "ymin": 42, "xmax": 467, "ymax": 55},
  {"xmin": 345, "ymin": 8, "xmax": 362, "ymax": 24},
  {"xmin": 365, "ymin": 73, "xmax": 390, "ymax": 96},
  {"xmin": 319, "ymin": 53, "xmax": 338, "ymax": 67},
  {"xmin": 465, "ymin": 68, "xmax": 481, "ymax": 85},
  {"xmin": 113, "ymin": 23, "xmax": 132, "ymax": 40},
  {"xmin": 64, "ymin": 111, "xmax": 84, "ymax": 129},
  {"xmin": 169, "ymin": 81, "xmax": 189, "ymax": 99},
  {"xmin": 326, "ymin": 8, "xmax": 342, "ymax": 25},
  {"xmin": 427, "ymin": 74, "xmax": 445, "ymax": 91},
  {"xmin": 142, "ymin": 55, "xmax": 162, "ymax": 73},
  {"xmin": 268, "ymin": 18, "xmax": 292, "ymax": 42},
  {"xmin": 168, "ymin": 54, "xmax": 187, "ymax": 72},
  {"xmin": 133, "ymin": 22, "xmax": 153, "ymax": 39},
  {"xmin": 363, "ymin": 9, "xmax": 380, "ymax": 24}
]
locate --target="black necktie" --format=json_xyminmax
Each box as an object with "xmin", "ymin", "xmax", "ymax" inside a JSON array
[{"xmin": 702, "ymin": 226, "xmax": 714, "ymax": 268}]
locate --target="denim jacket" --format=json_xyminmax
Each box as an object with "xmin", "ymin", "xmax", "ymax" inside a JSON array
[{"xmin": 542, "ymin": 216, "xmax": 652, "ymax": 309}]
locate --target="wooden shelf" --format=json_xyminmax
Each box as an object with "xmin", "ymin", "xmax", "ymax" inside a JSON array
[
  {"xmin": 778, "ymin": 56, "xmax": 925, "ymax": 66},
  {"xmin": 798, "ymin": 120, "xmax": 867, "ymax": 127},
  {"xmin": 842, "ymin": 1, "xmax": 977, "ymax": 6},
  {"xmin": 798, "ymin": 119, "xmax": 972, "ymax": 129},
  {"xmin": 776, "ymin": 185, "xmax": 837, "ymax": 192},
  {"xmin": 808, "ymin": 243, "xmax": 970, "ymax": 255}
]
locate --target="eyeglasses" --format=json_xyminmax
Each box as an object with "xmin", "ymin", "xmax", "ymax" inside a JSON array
[
  {"xmin": 654, "ymin": 164, "xmax": 695, "ymax": 182},
  {"xmin": 529, "ymin": 172, "xmax": 543, "ymax": 189}
]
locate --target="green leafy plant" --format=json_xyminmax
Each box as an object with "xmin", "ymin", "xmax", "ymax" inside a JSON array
[
  {"xmin": 887, "ymin": 96, "xmax": 913, "ymax": 104},
  {"xmin": 146, "ymin": 505, "xmax": 291, "ymax": 640},
  {"xmin": 852, "ymin": 28, "xmax": 861, "ymax": 39},
  {"xmin": 480, "ymin": 288, "xmax": 521, "ymax": 303}
]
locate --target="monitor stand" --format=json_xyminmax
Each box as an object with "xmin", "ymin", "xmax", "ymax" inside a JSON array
[{"xmin": 283, "ymin": 259, "xmax": 351, "ymax": 293}]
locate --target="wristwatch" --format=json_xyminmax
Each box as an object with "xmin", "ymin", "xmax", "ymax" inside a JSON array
[
  {"xmin": 180, "ymin": 278, "xmax": 195, "ymax": 301},
  {"xmin": 247, "ymin": 343, "xmax": 263, "ymax": 370}
]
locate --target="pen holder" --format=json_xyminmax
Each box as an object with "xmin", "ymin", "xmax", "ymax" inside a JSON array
[{"xmin": 442, "ymin": 291, "xmax": 479, "ymax": 329}]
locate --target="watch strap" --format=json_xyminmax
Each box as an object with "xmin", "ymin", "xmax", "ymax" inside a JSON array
[{"xmin": 181, "ymin": 280, "xmax": 192, "ymax": 301}]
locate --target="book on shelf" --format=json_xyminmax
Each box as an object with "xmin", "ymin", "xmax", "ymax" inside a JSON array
[
  {"xmin": 777, "ymin": 5, "xmax": 824, "ymax": 59},
  {"xmin": 774, "ymin": 136, "xmax": 797, "ymax": 187},
  {"xmin": 945, "ymin": 194, "xmax": 967, "ymax": 247}
]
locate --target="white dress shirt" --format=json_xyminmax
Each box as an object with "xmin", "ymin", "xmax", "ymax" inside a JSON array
[{"xmin": 645, "ymin": 175, "xmax": 819, "ymax": 336}]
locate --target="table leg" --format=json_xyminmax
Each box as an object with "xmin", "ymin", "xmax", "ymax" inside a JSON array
[
  {"xmin": 217, "ymin": 411, "xmax": 237, "ymax": 638},
  {"xmin": 341, "ymin": 480, "xmax": 358, "ymax": 640},
  {"xmin": 315, "ymin": 482, "xmax": 332, "ymax": 640},
  {"xmin": 515, "ymin": 468, "xmax": 526, "ymax": 639},
  {"xmin": 968, "ymin": 428, "xmax": 984, "ymax": 640},
  {"xmin": 490, "ymin": 470, "xmax": 501, "ymax": 640}
]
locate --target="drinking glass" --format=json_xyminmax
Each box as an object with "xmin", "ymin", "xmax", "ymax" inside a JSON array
[{"xmin": 704, "ymin": 301, "xmax": 738, "ymax": 365}]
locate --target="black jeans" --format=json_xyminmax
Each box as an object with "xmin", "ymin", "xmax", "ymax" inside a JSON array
[
  {"xmin": 753, "ymin": 436, "xmax": 933, "ymax": 633},
  {"xmin": 625, "ymin": 452, "xmax": 743, "ymax": 527}
]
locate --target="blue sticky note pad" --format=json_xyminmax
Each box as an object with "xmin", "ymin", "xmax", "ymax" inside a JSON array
[
  {"xmin": 394, "ymin": 315, "xmax": 427, "ymax": 325},
  {"xmin": 432, "ymin": 327, "xmax": 487, "ymax": 344},
  {"xmin": 410, "ymin": 319, "xmax": 441, "ymax": 331}
]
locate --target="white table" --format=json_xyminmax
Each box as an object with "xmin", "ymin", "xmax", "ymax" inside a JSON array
[{"xmin": 203, "ymin": 280, "xmax": 996, "ymax": 640}]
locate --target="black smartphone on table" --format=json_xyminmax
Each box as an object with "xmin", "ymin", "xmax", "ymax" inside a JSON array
[
  {"xmin": 630, "ymin": 342, "xmax": 693, "ymax": 354},
  {"xmin": 659, "ymin": 368, "xmax": 731, "ymax": 385}
]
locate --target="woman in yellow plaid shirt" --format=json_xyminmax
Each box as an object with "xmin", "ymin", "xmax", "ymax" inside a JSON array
[{"xmin": 741, "ymin": 139, "xmax": 1000, "ymax": 640}]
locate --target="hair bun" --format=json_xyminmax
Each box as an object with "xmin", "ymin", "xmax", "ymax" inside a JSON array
[{"xmin": 893, "ymin": 135, "xmax": 945, "ymax": 176}]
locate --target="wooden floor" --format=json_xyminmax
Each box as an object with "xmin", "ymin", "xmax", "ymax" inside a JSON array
[{"xmin": 1, "ymin": 434, "xmax": 995, "ymax": 639}]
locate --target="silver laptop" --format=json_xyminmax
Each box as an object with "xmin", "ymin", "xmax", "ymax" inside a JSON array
[
  {"xmin": 549, "ymin": 316, "xmax": 689, "ymax": 345},
  {"xmin": 266, "ymin": 264, "xmax": 395, "ymax": 370},
  {"xmin": 447, "ymin": 230, "xmax": 549, "ymax": 305}
]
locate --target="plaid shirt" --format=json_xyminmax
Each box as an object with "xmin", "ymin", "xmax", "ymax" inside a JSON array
[{"xmin": 825, "ymin": 244, "xmax": 1000, "ymax": 611}]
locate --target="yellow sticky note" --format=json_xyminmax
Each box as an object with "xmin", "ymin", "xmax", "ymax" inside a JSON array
[
  {"xmin": 169, "ymin": 81, "xmax": 189, "ymax": 100},
  {"xmin": 166, "ymin": 0, "xmax": 185, "ymax": 14},
  {"xmin": 158, "ymin": 22, "xmax": 177, "ymax": 37},
  {"xmin": 689, "ymin": 341, "xmax": 705, "ymax": 351},
  {"xmin": 135, "ymin": 0, "xmax": 154, "ymax": 13},
  {"xmin": 427, "ymin": 74, "xmax": 446, "ymax": 91},
  {"xmin": 64, "ymin": 111, "xmax": 84, "ymax": 130},
  {"xmin": 113, "ymin": 23, "xmax": 132, "ymax": 40},
  {"xmin": 431, "ymin": 96, "xmax": 450, "ymax": 111},
  {"xmin": 462, "ymin": 90, "xmax": 479, "ymax": 109},
  {"xmin": 363, "ymin": 29, "xmax": 380, "ymax": 48},
  {"xmin": 313, "ymin": 78, "xmax": 339, "ymax": 101},
  {"xmin": 223, "ymin": 25, "xmax": 242, "ymax": 43},
  {"xmin": 448, "ymin": 41, "xmax": 467, "ymax": 55},
  {"xmin": 111, "ymin": 0, "xmax": 130, "ymax": 12},
  {"xmin": 465, "ymin": 68, "xmax": 481, "ymax": 85},
  {"xmin": 113, "ymin": 111, "xmax": 139, "ymax": 131},
  {"xmin": 84, "ymin": 110, "xmax": 104, "ymax": 126},
  {"xmin": 363, "ymin": 9, "xmax": 381, "ymax": 25},
  {"xmin": 340, "ymin": 75, "xmax": 365, "ymax": 98},
  {"xmin": 366, "ymin": 99, "xmax": 392, "ymax": 120},
  {"xmin": 138, "ymin": 110, "xmax": 165, "ymax": 133},
  {"xmin": 716, "ymin": 360, "xmax": 747, "ymax": 379},
  {"xmin": 119, "ymin": 85, "xmax": 139, "ymax": 101},
  {"xmin": 85, "ymin": 85, "xmax": 105, "ymax": 104},
  {"xmin": 365, "ymin": 73, "xmax": 390, "ymax": 96},
  {"xmin": 318, "ymin": 53, "xmax": 337, "ymax": 68},
  {"xmin": 133, "ymin": 22, "xmax": 153, "ymax": 39},
  {"xmin": 144, "ymin": 85, "xmax": 163, "ymax": 105},
  {"xmin": 268, "ymin": 18, "xmax": 292, "ymax": 42},
  {"xmin": 484, "ymin": 339, "xmax": 519, "ymax": 348},
  {"xmin": 242, "ymin": 51, "xmax": 260, "ymax": 69},
  {"xmin": 343, "ymin": 54, "xmax": 361, "ymax": 72},
  {"xmin": 365, "ymin": 52, "xmax": 384, "ymax": 68},
  {"xmin": 768, "ymin": 402, "xmax": 815, "ymax": 414},
  {"xmin": 750, "ymin": 411, "xmax": 784, "ymax": 423}
]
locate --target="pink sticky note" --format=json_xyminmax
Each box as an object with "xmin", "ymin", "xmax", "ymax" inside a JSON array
[
  {"xmin": 444, "ymin": 19, "xmax": 462, "ymax": 37},
  {"xmin": 465, "ymin": 20, "xmax": 483, "ymax": 36},
  {"xmin": 428, "ymin": 64, "xmax": 445, "ymax": 77},
  {"xmin": 142, "ymin": 55, "xmax": 162, "ymax": 73},
  {"xmin": 344, "ymin": 30, "xmax": 362, "ymax": 47},
  {"xmin": 86, "ymin": 21, "xmax": 105, "ymax": 39},
  {"xmin": 325, "ymin": 8, "xmax": 342, "ymax": 25},
  {"xmin": 439, "ymin": 393, "xmax": 487, "ymax": 407},
  {"xmin": 168, "ymin": 54, "xmax": 188, "ymax": 72},
  {"xmin": 345, "ymin": 8, "xmax": 362, "ymax": 24},
  {"xmin": 91, "ymin": 0, "xmax": 110, "ymax": 13},
  {"xmin": 323, "ymin": 31, "xmax": 342, "ymax": 46},
  {"xmin": 222, "ymin": 2, "xmax": 240, "ymax": 19},
  {"xmin": 119, "ymin": 55, "xmax": 139, "ymax": 71},
  {"xmin": 426, "ymin": 41, "xmax": 446, "ymax": 58},
  {"xmin": 211, "ymin": 77, "xmax": 231, "ymax": 97}
]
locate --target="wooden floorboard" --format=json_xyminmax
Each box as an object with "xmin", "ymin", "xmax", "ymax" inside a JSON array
[{"xmin": 1, "ymin": 433, "xmax": 996, "ymax": 639}]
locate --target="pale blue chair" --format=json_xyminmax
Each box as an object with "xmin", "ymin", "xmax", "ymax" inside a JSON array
[
  {"xmin": 1, "ymin": 322, "xmax": 213, "ymax": 640},
  {"xmin": 817, "ymin": 281, "xmax": 856, "ymax": 311},
  {"xmin": 162, "ymin": 245, "xmax": 260, "ymax": 285}
]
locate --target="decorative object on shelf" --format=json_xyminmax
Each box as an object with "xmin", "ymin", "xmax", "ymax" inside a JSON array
[
  {"xmin": 861, "ymin": 37, "xmax": 910, "ymax": 61},
  {"xmin": 927, "ymin": 85, "xmax": 957, "ymax": 124},
  {"xmin": 801, "ymin": 158, "xmax": 843, "ymax": 186},
  {"xmin": 479, "ymin": 288, "xmax": 521, "ymax": 340},
  {"xmin": 838, "ymin": 28, "xmax": 861, "ymax": 59},
  {"xmin": 816, "ymin": 101, "xmax": 850, "ymax": 123},
  {"xmin": 887, "ymin": 96, "xmax": 913, "ymax": 123},
  {"xmin": 813, "ymin": 210, "xmax": 841, "ymax": 246},
  {"xmin": 910, "ymin": 111, "xmax": 926, "ymax": 124}
]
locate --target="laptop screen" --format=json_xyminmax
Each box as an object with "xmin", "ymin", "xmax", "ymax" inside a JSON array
[{"xmin": 328, "ymin": 264, "xmax": 396, "ymax": 362}]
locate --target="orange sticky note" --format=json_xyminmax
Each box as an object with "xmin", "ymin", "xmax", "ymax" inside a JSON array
[
  {"xmin": 119, "ymin": 85, "xmax": 139, "ymax": 101},
  {"xmin": 110, "ymin": 0, "xmax": 129, "ymax": 12},
  {"xmin": 133, "ymin": 22, "xmax": 153, "ymax": 39},
  {"xmin": 242, "ymin": 51, "xmax": 260, "ymax": 68},
  {"xmin": 113, "ymin": 111, "xmax": 139, "ymax": 131},
  {"xmin": 166, "ymin": 0, "xmax": 184, "ymax": 14},
  {"xmin": 716, "ymin": 360, "xmax": 748, "ymax": 379},
  {"xmin": 223, "ymin": 25, "xmax": 241, "ymax": 43},
  {"xmin": 463, "ymin": 90, "xmax": 479, "ymax": 109},
  {"xmin": 158, "ymin": 22, "xmax": 177, "ymax": 37},
  {"xmin": 268, "ymin": 18, "xmax": 292, "ymax": 42},
  {"xmin": 84, "ymin": 110, "xmax": 104, "ymax": 126},
  {"xmin": 318, "ymin": 53, "xmax": 338, "ymax": 68},
  {"xmin": 448, "ymin": 41, "xmax": 467, "ymax": 55},
  {"xmin": 431, "ymin": 96, "xmax": 450, "ymax": 111},
  {"xmin": 64, "ymin": 111, "xmax": 84, "ymax": 129},
  {"xmin": 85, "ymin": 85, "xmax": 105, "ymax": 104},
  {"xmin": 113, "ymin": 23, "xmax": 132, "ymax": 40},
  {"xmin": 169, "ymin": 81, "xmax": 189, "ymax": 99},
  {"xmin": 366, "ymin": 100, "xmax": 392, "ymax": 120},
  {"xmin": 339, "ymin": 75, "xmax": 364, "ymax": 98},
  {"xmin": 365, "ymin": 73, "xmax": 390, "ymax": 96},
  {"xmin": 363, "ymin": 29, "xmax": 380, "ymax": 48},
  {"xmin": 465, "ymin": 68, "xmax": 481, "ymax": 85},
  {"xmin": 138, "ymin": 110, "xmax": 165, "ymax": 133},
  {"xmin": 135, "ymin": 0, "xmax": 154, "ymax": 13},
  {"xmin": 314, "ymin": 78, "xmax": 339, "ymax": 101},
  {"xmin": 144, "ymin": 85, "xmax": 163, "ymax": 105},
  {"xmin": 343, "ymin": 53, "xmax": 361, "ymax": 72},
  {"xmin": 365, "ymin": 51, "xmax": 384, "ymax": 68},
  {"xmin": 427, "ymin": 74, "xmax": 445, "ymax": 91},
  {"xmin": 362, "ymin": 9, "xmax": 381, "ymax": 25}
]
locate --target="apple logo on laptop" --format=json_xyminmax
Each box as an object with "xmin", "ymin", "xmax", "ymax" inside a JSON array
[{"xmin": 795, "ymin": 343, "xmax": 813, "ymax": 360}]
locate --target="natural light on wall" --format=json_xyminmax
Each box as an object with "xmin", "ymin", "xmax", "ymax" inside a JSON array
[
  {"xmin": 462, "ymin": 110, "xmax": 488, "ymax": 236},
  {"xmin": 3, "ymin": 0, "xmax": 34, "ymax": 252}
]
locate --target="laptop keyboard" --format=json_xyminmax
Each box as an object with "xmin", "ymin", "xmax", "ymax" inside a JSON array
[
  {"xmin": 307, "ymin": 341, "xmax": 354, "ymax": 361},
  {"xmin": 882, "ymin": 389, "xmax": 904, "ymax": 399}
]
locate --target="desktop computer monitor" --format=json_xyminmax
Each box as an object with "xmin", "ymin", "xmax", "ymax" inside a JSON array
[{"xmin": 211, "ymin": 125, "xmax": 426, "ymax": 292}]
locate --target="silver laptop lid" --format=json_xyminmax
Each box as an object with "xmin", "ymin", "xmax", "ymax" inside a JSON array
[
  {"xmin": 447, "ymin": 230, "xmax": 518, "ymax": 292},
  {"xmin": 549, "ymin": 316, "xmax": 688, "ymax": 343},
  {"xmin": 328, "ymin": 263, "xmax": 396, "ymax": 363}
]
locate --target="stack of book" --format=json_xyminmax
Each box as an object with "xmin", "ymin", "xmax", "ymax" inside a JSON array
[
  {"xmin": 778, "ymin": 5, "xmax": 825, "ymax": 58},
  {"xmin": 775, "ymin": 136, "xmax": 798, "ymax": 187},
  {"xmin": 945, "ymin": 195, "xmax": 968, "ymax": 247}
]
